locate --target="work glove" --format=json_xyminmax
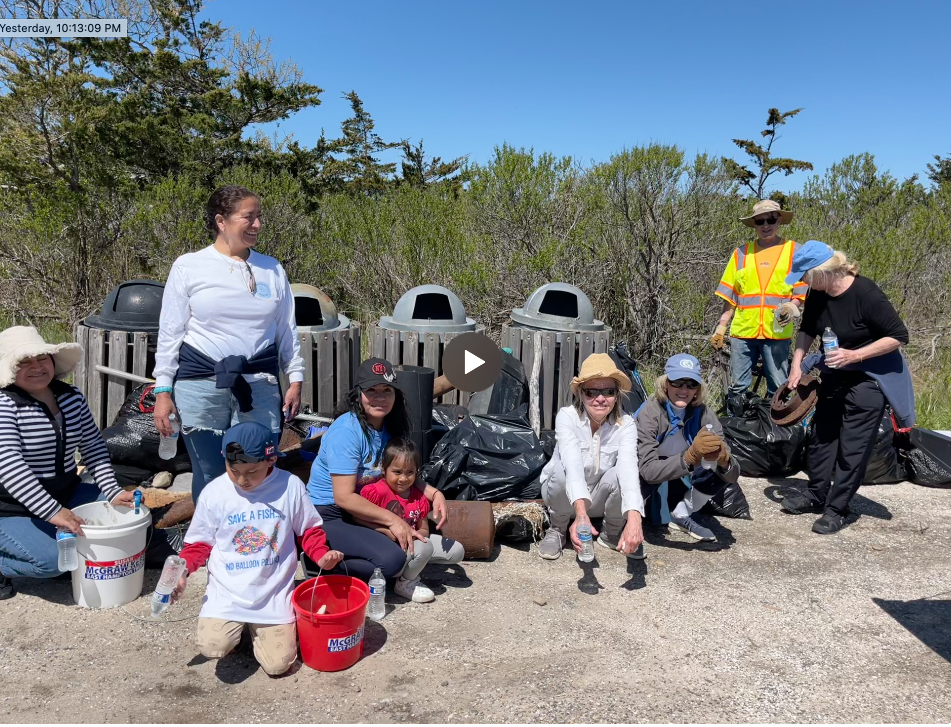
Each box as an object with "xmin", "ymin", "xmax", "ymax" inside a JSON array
[
  {"xmin": 716, "ymin": 441, "xmax": 732, "ymax": 469},
  {"xmin": 684, "ymin": 429, "xmax": 723, "ymax": 467},
  {"xmin": 709, "ymin": 324, "xmax": 728, "ymax": 350},
  {"xmin": 774, "ymin": 302, "xmax": 802, "ymax": 328}
]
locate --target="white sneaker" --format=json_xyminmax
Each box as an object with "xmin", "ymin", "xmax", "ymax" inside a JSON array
[{"xmin": 394, "ymin": 577, "xmax": 435, "ymax": 603}]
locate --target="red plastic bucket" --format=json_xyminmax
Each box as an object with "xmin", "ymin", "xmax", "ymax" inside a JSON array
[{"xmin": 292, "ymin": 575, "xmax": 370, "ymax": 672}]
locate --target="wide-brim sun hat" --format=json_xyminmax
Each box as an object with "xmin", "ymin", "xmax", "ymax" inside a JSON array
[
  {"xmin": 740, "ymin": 199, "xmax": 794, "ymax": 228},
  {"xmin": 0, "ymin": 326, "xmax": 83, "ymax": 388},
  {"xmin": 570, "ymin": 353, "xmax": 632, "ymax": 397}
]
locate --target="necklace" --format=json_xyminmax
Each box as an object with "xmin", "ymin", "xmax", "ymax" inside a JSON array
[{"xmin": 214, "ymin": 248, "xmax": 256, "ymax": 294}]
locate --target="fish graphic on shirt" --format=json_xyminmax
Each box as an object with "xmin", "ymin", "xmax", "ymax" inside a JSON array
[{"xmin": 232, "ymin": 521, "xmax": 281, "ymax": 556}]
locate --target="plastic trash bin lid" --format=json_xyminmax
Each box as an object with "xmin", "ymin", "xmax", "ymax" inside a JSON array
[
  {"xmin": 510, "ymin": 282, "xmax": 607, "ymax": 332},
  {"xmin": 83, "ymin": 279, "xmax": 165, "ymax": 332},
  {"xmin": 378, "ymin": 284, "xmax": 477, "ymax": 333}
]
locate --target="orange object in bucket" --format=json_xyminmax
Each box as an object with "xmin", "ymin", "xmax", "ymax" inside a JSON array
[{"xmin": 292, "ymin": 575, "xmax": 370, "ymax": 672}]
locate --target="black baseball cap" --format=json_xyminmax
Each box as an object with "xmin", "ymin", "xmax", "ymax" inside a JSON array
[
  {"xmin": 353, "ymin": 358, "xmax": 402, "ymax": 391},
  {"xmin": 221, "ymin": 422, "xmax": 285, "ymax": 463}
]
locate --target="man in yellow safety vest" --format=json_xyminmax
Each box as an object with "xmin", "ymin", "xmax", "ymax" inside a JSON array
[{"xmin": 710, "ymin": 199, "xmax": 808, "ymax": 415}]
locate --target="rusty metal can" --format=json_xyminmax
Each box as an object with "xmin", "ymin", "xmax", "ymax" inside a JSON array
[{"xmin": 437, "ymin": 501, "xmax": 495, "ymax": 559}]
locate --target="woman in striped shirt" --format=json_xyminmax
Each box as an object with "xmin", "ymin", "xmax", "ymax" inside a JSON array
[{"xmin": 0, "ymin": 327, "xmax": 134, "ymax": 600}]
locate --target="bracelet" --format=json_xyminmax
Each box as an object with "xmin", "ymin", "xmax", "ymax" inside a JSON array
[{"xmin": 153, "ymin": 386, "xmax": 173, "ymax": 394}]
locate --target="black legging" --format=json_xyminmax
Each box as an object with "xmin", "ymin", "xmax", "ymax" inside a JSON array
[{"xmin": 303, "ymin": 504, "xmax": 405, "ymax": 582}]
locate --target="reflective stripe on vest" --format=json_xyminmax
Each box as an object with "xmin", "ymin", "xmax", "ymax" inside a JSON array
[{"xmin": 728, "ymin": 239, "xmax": 802, "ymax": 339}]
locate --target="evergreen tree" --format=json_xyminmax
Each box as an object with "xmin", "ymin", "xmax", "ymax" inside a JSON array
[
  {"xmin": 319, "ymin": 91, "xmax": 400, "ymax": 195},
  {"xmin": 722, "ymin": 108, "xmax": 813, "ymax": 200},
  {"xmin": 399, "ymin": 139, "xmax": 467, "ymax": 193},
  {"xmin": 926, "ymin": 152, "xmax": 951, "ymax": 187}
]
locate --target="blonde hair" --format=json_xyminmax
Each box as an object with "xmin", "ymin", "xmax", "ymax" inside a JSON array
[
  {"xmin": 572, "ymin": 390, "xmax": 626, "ymax": 425},
  {"xmin": 654, "ymin": 374, "xmax": 707, "ymax": 406},
  {"xmin": 803, "ymin": 250, "xmax": 859, "ymax": 289}
]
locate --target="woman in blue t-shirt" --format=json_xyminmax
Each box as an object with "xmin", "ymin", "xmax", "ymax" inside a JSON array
[{"xmin": 306, "ymin": 358, "xmax": 447, "ymax": 582}]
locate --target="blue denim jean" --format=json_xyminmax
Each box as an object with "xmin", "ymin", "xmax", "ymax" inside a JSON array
[
  {"xmin": 729, "ymin": 337, "xmax": 791, "ymax": 398},
  {"xmin": 0, "ymin": 480, "xmax": 104, "ymax": 579},
  {"xmin": 173, "ymin": 377, "xmax": 282, "ymax": 502}
]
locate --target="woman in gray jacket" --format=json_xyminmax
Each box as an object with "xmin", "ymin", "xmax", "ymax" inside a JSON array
[{"xmin": 635, "ymin": 354, "xmax": 739, "ymax": 542}]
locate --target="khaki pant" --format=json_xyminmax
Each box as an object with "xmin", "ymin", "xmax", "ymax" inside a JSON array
[
  {"xmin": 197, "ymin": 618, "xmax": 298, "ymax": 676},
  {"xmin": 542, "ymin": 459, "xmax": 624, "ymax": 534}
]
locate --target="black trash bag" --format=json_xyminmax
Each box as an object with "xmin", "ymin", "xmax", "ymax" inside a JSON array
[
  {"xmin": 863, "ymin": 407, "xmax": 906, "ymax": 484},
  {"xmin": 720, "ymin": 397, "xmax": 807, "ymax": 478},
  {"xmin": 904, "ymin": 428, "xmax": 951, "ymax": 488},
  {"xmin": 609, "ymin": 341, "xmax": 649, "ymax": 415},
  {"xmin": 465, "ymin": 352, "xmax": 529, "ymax": 417},
  {"xmin": 705, "ymin": 480, "xmax": 752, "ymax": 519},
  {"xmin": 432, "ymin": 404, "xmax": 469, "ymax": 430},
  {"xmin": 102, "ymin": 384, "xmax": 191, "ymax": 475},
  {"xmin": 421, "ymin": 404, "xmax": 547, "ymax": 501},
  {"xmin": 111, "ymin": 464, "xmax": 156, "ymax": 489}
]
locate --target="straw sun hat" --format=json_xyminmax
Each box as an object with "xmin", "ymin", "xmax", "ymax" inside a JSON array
[
  {"xmin": 569, "ymin": 353, "xmax": 632, "ymax": 398},
  {"xmin": 0, "ymin": 326, "xmax": 83, "ymax": 388},
  {"xmin": 740, "ymin": 199, "xmax": 794, "ymax": 228}
]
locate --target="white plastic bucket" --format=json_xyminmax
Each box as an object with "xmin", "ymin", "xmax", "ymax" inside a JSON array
[{"xmin": 71, "ymin": 501, "xmax": 151, "ymax": 608}]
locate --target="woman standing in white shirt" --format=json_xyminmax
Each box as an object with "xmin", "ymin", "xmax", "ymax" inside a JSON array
[
  {"xmin": 538, "ymin": 353, "xmax": 644, "ymax": 561},
  {"xmin": 153, "ymin": 186, "xmax": 304, "ymax": 502}
]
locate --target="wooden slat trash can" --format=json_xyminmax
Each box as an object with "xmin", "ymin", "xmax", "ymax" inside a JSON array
[
  {"xmin": 502, "ymin": 326, "xmax": 612, "ymax": 431},
  {"xmin": 505, "ymin": 283, "xmax": 612, "ymax": 431},
  {"xmin": 296, "ymin": 326, "xmax": 362, "ymax": 418},
  {"xmin": 373, "ymin": 284, "xmax": 482, "ymax": 407},
  {"xmin": 73, "ymin": 323, "xmax": 154, "ymax": 430}
]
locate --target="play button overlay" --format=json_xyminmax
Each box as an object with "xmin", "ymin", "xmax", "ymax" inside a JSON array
[
  {"xmin": 464, "ymin": 350, "xmax": 484, "ymax": 375},
  {"xmin": 443, "ymin": 333, "xmax": 503, "ymax": 392}
]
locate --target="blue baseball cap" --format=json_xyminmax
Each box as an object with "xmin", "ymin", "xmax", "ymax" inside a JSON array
[
  {"xmin": 785, "ymin": 240, "xmax": 834, "ymax": 285},
  {"xmin": 221, "ymin": 422, "xmax": 285, "ymax": 463},
  {"xmin": 665, "ymin": 354, "xmax": 702, "ymax": 384}
]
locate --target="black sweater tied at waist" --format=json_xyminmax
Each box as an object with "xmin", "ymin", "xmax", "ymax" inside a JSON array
[{"xmin": 176, "ymin": 342, "xmax": 280, "ymax": 412}]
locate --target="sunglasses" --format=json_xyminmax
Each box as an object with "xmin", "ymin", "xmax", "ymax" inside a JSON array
[
  {"xmin": 753, "ymin": 216, "xmax": 779, "ymax": 226},
  {"xmin": 668, "ymin": 379, "xmax": 700, "ymax": 390},
  {"xmin": 242, "ymin": 260, "xmax": 257, "ymax": 295},
  {"xmin": 582, "ymin": 387, "xmax": 618, "ymax": 398}
]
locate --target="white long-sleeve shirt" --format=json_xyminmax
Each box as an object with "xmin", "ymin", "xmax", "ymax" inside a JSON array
[
  {"xmin": 153, "ymin": 246, "xmax": 304, "ymax": 388},
  {"xmin": 540, "ymin": 405, "xmax": 643, "ymax": 516}
]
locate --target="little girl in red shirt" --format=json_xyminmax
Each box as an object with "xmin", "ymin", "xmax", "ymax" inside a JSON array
[{"xmin": 358, "ymin": 439, "xmax": 464, "ymax": 603}]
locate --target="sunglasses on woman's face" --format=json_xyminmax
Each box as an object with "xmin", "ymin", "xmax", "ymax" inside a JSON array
[
  {"xmin": 582, "ymin": 387, "xmax": 618, "ymax": 399},
  {"xmin": 669, "ymin": 379, "xmax": 700, "ymax": 390},
  {"xmin": 753, "ymin": 216, "xmax": 779, "ymax": 226}
]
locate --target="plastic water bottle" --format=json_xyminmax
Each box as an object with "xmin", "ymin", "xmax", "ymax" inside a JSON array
[
  {"xmin": 158, "ymin": 413, "xmax": 180, "ymax": 460},
  {"xmin": 151, "ymin": 555, "xmax": 187, "ymax": 618},
  {"xmin": 701, "ymin": 423, "xmax": 717, "ymax": 470},
  {"xmin": 576, "ymin": 523, "xmax": 594, "ymax": 563},
  {"xmin": 56, "ymin": 528, "xmax": 78, "ymax": 571},
  {"xmin": 822, "ymin": 327, "xmax": 840, "ymax": 368},
  {"xmin": 367, "ymin": 567, "xmax": 386, "ymax": 621}
]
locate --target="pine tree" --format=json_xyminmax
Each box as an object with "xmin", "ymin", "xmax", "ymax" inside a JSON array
[
  {"xmin": 722, "ymin": 108, "xmax": 814, "ymax": 200},
  {"xmin": 399, "ymin": 139, "xmax": 467, "ymax": 193},
  {"xmin": 319, "ymin": 91, "xmax": 400, "ymax": 195}
]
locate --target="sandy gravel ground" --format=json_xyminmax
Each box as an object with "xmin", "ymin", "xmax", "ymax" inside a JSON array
[{"xmin": 2, "ymin": 474, "xmax": 950, "ymax": 724}]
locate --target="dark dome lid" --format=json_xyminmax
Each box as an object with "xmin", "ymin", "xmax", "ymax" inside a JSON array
[{"xmin": 83, "ymin": 279, "xmax": 165, "ymax": 332}]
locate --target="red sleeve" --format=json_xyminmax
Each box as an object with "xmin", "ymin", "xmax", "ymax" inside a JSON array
[
  {"xmin": 179, "ymin": 541, "xmax": 213, "ymax": 575},
  {"xmin": 360, "ymin": 479, "xmax": 389, "ymax": 508},
  {"xmin": 300, "ymin": 525, "xmax": 330, "ymax": 564}
]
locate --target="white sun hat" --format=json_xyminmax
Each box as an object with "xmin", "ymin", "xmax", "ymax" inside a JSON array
[{"xmin": 0, "ymin": 326, "xmax": 83, "ymax": 388}]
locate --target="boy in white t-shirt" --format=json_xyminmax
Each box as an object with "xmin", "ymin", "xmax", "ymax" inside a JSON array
[{"xmin": 173, "ymin": 422, "xmax": 342, "ymax": 676}]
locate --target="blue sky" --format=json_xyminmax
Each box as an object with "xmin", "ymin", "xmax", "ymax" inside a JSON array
[{"xmin": 206, "ymin": 0, "xmax": 949, "ymax": 191}]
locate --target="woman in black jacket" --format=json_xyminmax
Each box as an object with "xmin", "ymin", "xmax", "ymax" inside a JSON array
[{"xmin": 0, "ymin": 327, "xmax": 133, "ymax": 600}]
